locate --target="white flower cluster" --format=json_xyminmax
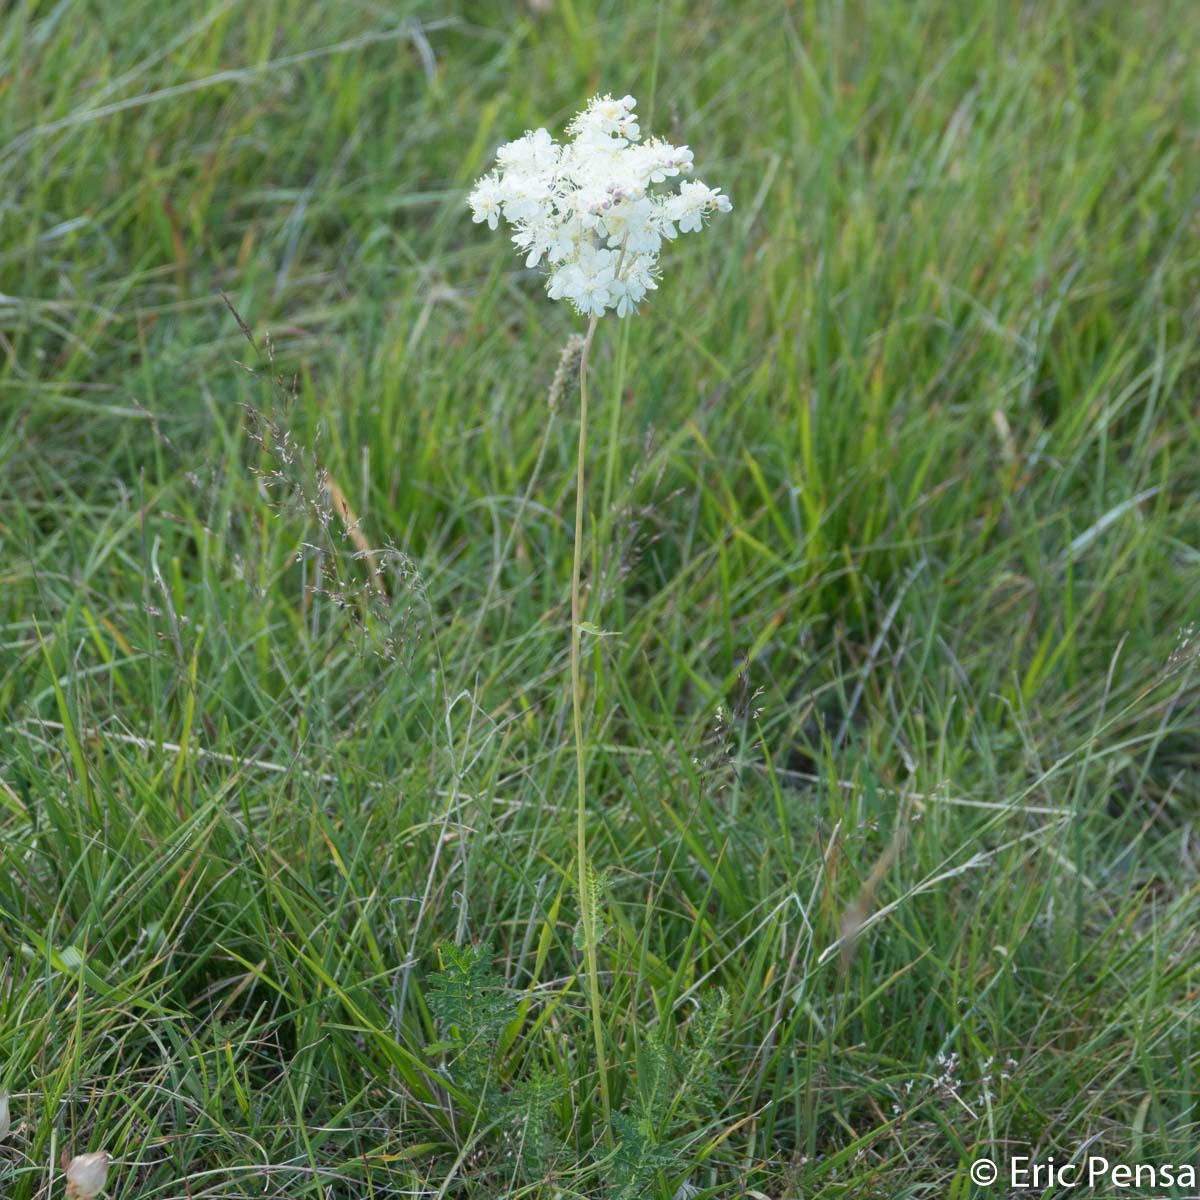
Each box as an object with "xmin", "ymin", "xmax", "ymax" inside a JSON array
[{"xmin": 469, "ymin": 94, "xmax": 730, "ymax": 318}]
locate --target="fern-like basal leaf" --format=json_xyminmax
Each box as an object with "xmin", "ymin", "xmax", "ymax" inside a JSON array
[
  {"xmin": 501, "ymin": 1065, "xmax": 569, "ymax": 1182},
  {"xmin": 574, "ymin": 861, "xmax": 610, "ymax": 950},
  {"xmin": 633, "ymin": 1032, "xmax": 676, "ymax": 1126},
  {"xmin": 426, "ymin": 941, "xmax": 519, "ymax": 1037},
  {"xmin": 609, "ymin": 1112, "xmax": 679, "ymax": 1200},
  {"xmin": 677, "ymin": 987, "xmax": 730, "ymax": 1114},
  {"xmin": 426, "ymin": 941, "xmax": 520, "ymax": 1095}
]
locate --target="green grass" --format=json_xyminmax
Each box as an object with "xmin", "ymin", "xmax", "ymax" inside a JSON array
[{"xmin": 2, "ymin": 0, "xmax": 1199, "ymax": 1195}]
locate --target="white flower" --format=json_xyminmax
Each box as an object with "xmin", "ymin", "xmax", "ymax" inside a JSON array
[
  {"xmin": 467, "ymin": 174, "xmax": 504, "ymax": 230},
  {"xmin": 549, "ymin": 245, "xmax": 618, "ymax": 316},
  {"xmin": 496, "ymin": 127, "xmax": 559, "ymax": 173},
  {"xmin": 669, "ymin": 180, "xmax": 731, "ymax": 233},
  {"xmin": 546, "ymin": 265, "xmax": 577, "ymax": 302},
  {"xmin": 468, "ymin": 94, "xmax": 729, "ymax": 318},
  {"xmin": 574, "ymin": 274, "xmax": 615, "ymax": 316},
  {"xmin": 637, "ymin": 138, "xmax": 693, "ymax": 182},
  {"xmin": 611, "ymin": 254, "xmax": 658, "ymax": 317},
  {"xmin": 601, "ymin": 197, "xmax": 659, "ymax": 252},
  {"xmin": 500, "ymin": 174, "xmax": 552, "ymax": 225},
  {"xmin": 65, "ymin": 1151, "xmax": 109, "ymax": 1199},
  {"xmin": 568, "ymin": 93, "xmax": 639, "ymax": 142}
]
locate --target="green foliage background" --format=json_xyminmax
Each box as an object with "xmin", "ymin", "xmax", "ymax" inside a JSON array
[{"xmin": 1, "ymin": 1, "xmax": 1198, "ymax": 1196}]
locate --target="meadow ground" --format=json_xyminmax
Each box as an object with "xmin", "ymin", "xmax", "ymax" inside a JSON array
[{"xmin": 2, "ymin": 1, "xmax": 1199, "ymax": 1196}]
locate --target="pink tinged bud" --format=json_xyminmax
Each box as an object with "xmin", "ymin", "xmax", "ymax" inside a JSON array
[{"xmin": 66, "ymin": 1152, "xmax": 109, "ymax": 1199}]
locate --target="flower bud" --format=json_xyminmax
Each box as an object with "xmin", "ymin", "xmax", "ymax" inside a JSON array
[
  {"xmin": 65, "ymin": 1151, "xmax": 109, "ymax": 1199},
  {"xmin": 0, "ymin": 1092, "xmax": 9, "ymax": 1140}
]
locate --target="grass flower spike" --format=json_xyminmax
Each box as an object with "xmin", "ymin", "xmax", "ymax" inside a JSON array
[{"xmin": 469, "ymin": 94, "xmax": 730, "ymax": 317}]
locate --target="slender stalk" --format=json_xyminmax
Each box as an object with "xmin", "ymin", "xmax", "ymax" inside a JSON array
[{"xmin": 571, "ymin": 311, "xmax": 611, "ymax": 1127}]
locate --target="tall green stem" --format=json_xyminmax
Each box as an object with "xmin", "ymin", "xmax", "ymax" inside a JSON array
[{"xmin": 571, "ymin": 312, "xmax": 611, "ymax": 1126}]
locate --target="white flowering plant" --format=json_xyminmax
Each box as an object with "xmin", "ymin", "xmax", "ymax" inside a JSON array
[
  {"xmin": 469, "ymin": 94, "xmax": 730, "ymax": 317},
  {"xmin": 466, "ymin": 93, "xmax": 729, "ymax": 1132}
]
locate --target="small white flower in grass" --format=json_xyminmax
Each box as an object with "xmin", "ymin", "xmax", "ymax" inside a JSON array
[
  {"xmin": 467, "ymin": 93, "xmax": 729, "ymax": 318},
  {"xmin": 65, "ymin": 1151, "xmax": 109, "ymax": 1199}
]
